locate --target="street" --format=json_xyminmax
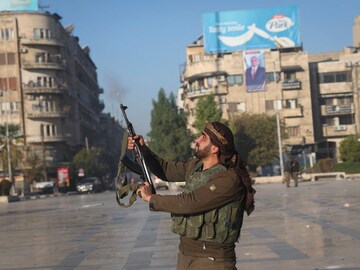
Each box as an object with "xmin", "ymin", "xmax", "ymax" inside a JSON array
[{"xmin": 0, "ymin": 178, "xmax": 359, "ymax": 270}]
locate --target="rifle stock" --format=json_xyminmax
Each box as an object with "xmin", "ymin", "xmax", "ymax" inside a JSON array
[{"xmin": 120, "ymin": 104, "xmax": 156, "ymax": 194}]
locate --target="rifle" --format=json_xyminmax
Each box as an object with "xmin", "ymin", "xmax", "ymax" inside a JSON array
[{"xmin": 119, "ymin": 104, "xmax": 156, "ymax": 195}]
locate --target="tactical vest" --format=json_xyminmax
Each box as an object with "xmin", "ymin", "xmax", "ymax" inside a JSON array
[{"xmin": 171, "ymin": 162, "xmax": 245, "ymax": 244}]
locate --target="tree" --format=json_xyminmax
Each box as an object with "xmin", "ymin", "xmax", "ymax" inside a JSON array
[
  {"xmin": 0, "ymin": 124, "xmax": 23, "ymax": 175},
  {"xmin": 70, "ymin": 147, "xmax": 110, "ymax": 181},
  {"xmin": 231, "ymin": 113, "xmax": 284, "ymax": 168},
  {"xmin": 193, "ymin": 94, "xmax": 223, "ymax": 134},
  {"xmin": 147, "ymin": 89, "xmax": 192, "ymax": 161},
  {"xmin": 339, "ymin": 134, "xmax": 360, "ymax": 162}
]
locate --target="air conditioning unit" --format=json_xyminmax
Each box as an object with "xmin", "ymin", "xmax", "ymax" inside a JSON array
[
  {"xmin": 334, "ymin": 125, "xmax": 346, "ymax": 131},
  {"xmin": 19, "ymin": 48, "xmax": 28, "ymax": 53},
  {"xmin": 27, "ymin": 95, "xmax": 35, "ymax": 100}
]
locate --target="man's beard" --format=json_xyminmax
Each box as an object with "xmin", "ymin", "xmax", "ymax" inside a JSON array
[{"xmin": 194, "ymin": 142, "xmax": 212, "ymax": 159}]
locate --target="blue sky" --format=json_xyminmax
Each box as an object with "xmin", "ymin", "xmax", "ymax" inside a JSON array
[{"xmin": 48, "ymin": 0, "xmax": 360, "ymax": 136}]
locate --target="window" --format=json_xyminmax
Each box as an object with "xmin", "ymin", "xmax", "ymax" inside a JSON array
[
  {"xmin": 9, "ymin": 77, "xmax": 17, "ymax": 90},
  {"xmin": 265, "ymin": 100, "xmax": 275, "ymax": 111},
  {"xmin": 0, "ymin": 54, "xmax": 5, "ymax": 65},
  {"xmin": 227, "ymin": 74, "xmax": 243, "ymax": 85},
  {"xmin": 7, "ymin": 53, "xmax": 15, "ymax": 64},
  {"xmin": 319, "ymin": 72, "xmax": 351, "ymax": 83},
  {"xmin": 0, "ymin": 53, "xmax": 16, "ymax": 65},
  {"xmin": 287, "ymin": 126, "xmax": 300, "ymax": 136},
  {"xmin": 285, "ymin": 99, "xmax": 298, "ymax": 109},
  {"xmin": 1, "ymin": 102, "xmax": 10, "ymax": 114},
  {"xmin": 339, "ymin": 115, "xmax": 354, "ymax": 125},
  {"xmin": 338, "ymin": 97, "xmax": 352, "ymax": 105},
  {"xmin": 0, "ymin": 78, "xmax": 7, "ymax": 90},
  {"xmin": 33, "ymin": 28, "xmax": 51, "ymax": 40},
  {"xmin": 265, "ymin": 100, "xmax": 282, "ymax": 111},
  {"xmin": 266, "ymin": 72, "xmax": 280, "ymax": 83},
  {"xmin": 0, "ymin": 28, "xmax": 14, "ymax": 40},
  {"xmin": 5, "ymin": 29, "xmax": 13, "ymax": 40},
  {"xmin": 228, "ymin": 102, "xmax": 245, "ymax": 113},
  {"xmin": 284, "ymin": 71, "xmax": 296, "ymax": 81}
]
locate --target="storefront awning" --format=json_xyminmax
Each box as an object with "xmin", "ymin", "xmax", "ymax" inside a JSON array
[{"xmin": 281, "ymin": 65, "xmax": 304, "ymax": 72}]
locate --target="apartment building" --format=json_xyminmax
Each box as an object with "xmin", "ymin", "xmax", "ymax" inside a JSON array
[
  {"xmin": 178, "ymin": 15, "xmax": 360, "ymax": 162},
  {"xmin": 0, "ymin": 10, "xmax": 114, "ymax": 180}
]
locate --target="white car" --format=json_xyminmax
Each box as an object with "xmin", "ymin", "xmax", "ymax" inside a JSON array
[{"xmin": 153, "ymin": 176, "xmax": 185, "ymax": 191}]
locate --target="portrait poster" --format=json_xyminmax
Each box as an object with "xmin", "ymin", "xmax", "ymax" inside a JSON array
[{"xmin": 243, "ymin": 50, "xmax": 267, "ymax": 92}]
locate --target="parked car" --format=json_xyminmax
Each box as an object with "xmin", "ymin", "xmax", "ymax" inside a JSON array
[
  {"xmin": 76, "ymin": 177, "xmax": 104, "ymax": 194},
  {"xmin": 33, "ymin": 181, "xmax": 54, "ymax": 194}
]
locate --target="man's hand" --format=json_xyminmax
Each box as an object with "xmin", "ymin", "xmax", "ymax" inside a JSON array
[
  {"xmin": 137, "ymin": 182, "xmax": 152, "ymax": 202},
  {"xmin": 127, "ymin": 135, "xmax": 145, "ymax": 150}
]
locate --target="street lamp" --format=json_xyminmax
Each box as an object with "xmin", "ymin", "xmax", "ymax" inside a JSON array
[
  {"xmin": 40, "ymin": 123, "xmax": 48, "ymax": 182},
  {"xmin": 274, "ymin": 61, "xmax": 284, "ymax": 176}
]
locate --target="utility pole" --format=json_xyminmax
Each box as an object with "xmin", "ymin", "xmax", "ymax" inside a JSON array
[
  {"xmin": 40, "ymin": 124, "xmax": 47, "ymax": 181},
  {"xmin": 274, "ymin": 61, "xmax": 284, "ymax": 176}
]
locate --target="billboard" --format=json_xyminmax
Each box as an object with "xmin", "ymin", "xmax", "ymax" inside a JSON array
[
  {"xmin": 57, "ymin": 167, "xmax": 69, "ymax": 187},
  {"xmin": 243, "ymin": 50, "xmax": 266, "ymax": 92},
  {"xmin": 202, "ymin": 6, "xmax": 300, "ymax": 54},
  {"xmin": 0, "ymin": 0, "xmax": 38, "ymax": 11}
]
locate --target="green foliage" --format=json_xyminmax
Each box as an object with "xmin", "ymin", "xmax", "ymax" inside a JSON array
[
  {"xmin": 70, "ymin": 147, "xmax": 110, "ymax": 180},
  {"xmin": 231, "ymin": 113, "xmax": 283, "ymax": 167},
  {"xmin": 334, "ymin": 162, "xmax": 360, "ymax": 174},
  {"xmin": 193, "ymin": 94, "xmax": 223, "ymax": 134},
  {"xmin": 23, "ymin": 151, "xmax": 45, "ymax": 184},
  {"xmin": 0, "ymin": 179, "xmax": 11, "ymax": 196},
  {"xmin": 147, "ymin": 89, "xmax": 192, "ymax": 161},
  {"xmin": 311, "ymin": 158, "xmax": 335, "ymax": 173},
  {"xmin": 0, "ymin": 124, "xmax": 23, "ymax": 173},
  {"xmin": 339, "ymin": 134, "xmax": 360, "ymax": 162}
]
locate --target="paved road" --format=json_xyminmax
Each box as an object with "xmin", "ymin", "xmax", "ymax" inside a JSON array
[{"xmin": 0, "ymin": 178, "xmax": 359, "ymax": 270}]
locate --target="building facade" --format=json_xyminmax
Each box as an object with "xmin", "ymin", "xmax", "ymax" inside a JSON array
[
  {"xmin": 178, "ymin": 15, "xmax": 360, "ymax": 163},
  {"xmin": 0, "ymin": 11, "xmax": 123, "ymax": 184}
]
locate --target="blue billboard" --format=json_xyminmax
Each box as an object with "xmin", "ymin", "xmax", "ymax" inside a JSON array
[
  {"xmin": 0, "ymin": 0, "xmax": 38, "ymax": 11},
  {"xmin": 202, "ymin": 6, "xmax": 300, "ymax": 54}
]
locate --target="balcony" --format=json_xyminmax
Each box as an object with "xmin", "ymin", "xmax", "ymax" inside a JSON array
[
  {"xmin": 186, "ymin": 84, "xmax": 228, "ymax": 99},
  {"xmin": 283, "ymin": 136, "xmax": 305, "ymax": 145},
  {"xmin": 21, "ymin": 38, "xmax": 65, "ymax": 47},
  {"xmin": 22, "ymin": 60, "xmax": 66, "ymax": 70},
  {"xmin": 320, "ymin": 104, "xmax": 354, "ymax": 116},
  {"xmin": 27, "ymin": 135, "xmax": 68, "ymax": 143},
  {"xmin": 185, "ymin": 59, "xmax": 223, "ymax": 78},
  {"xmin": 319, "ymin": 82, "xmax": 352, "ymax": 95},
  {"xmin": 322, "ymin": 124, "xmax": 356, "ymax": 137},
  {"xmin": 282, "ymin": 80, "xmax": 302, "ymax": 90},
  {"xmin": 27, "ymin": 111, "xmax": 68, "ymax": 119},
  {"xmin": 281, "ymin": 107, "xmax": 303, "ymax": 118},
  {"xmin": 23, "ymin": 84, "xmax": 68, "ymax": 95}
]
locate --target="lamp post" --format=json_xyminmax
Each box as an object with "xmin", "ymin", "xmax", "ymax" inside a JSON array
[
  {"xmin": 274, "ymin": 61, "xmax": 284, "ymax": 176},
  {"xmin": 40, "ymin": 123, "xmax": 47, "ymax": 182}
]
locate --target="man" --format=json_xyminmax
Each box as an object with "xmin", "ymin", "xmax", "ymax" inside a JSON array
[
  {"xmin": 290, "ymin": 159, "xmax": 300, "ymax": 187},
  {"xmin": 128, "ymin": 122, "xmax": 255, "ymax": 270},
  {"xmin": 245, "ymin": 56, "xmax": 266, "ymax": 91}
]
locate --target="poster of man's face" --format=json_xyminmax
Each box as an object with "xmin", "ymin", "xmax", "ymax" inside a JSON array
[{"xmin": 243, "ymin": 50, "xmax": 267, "ymax": 92}]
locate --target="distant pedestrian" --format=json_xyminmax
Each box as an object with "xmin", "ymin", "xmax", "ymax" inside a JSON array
[
  {"xmin": 282, "ymin": 160, "xmax": 291, "ymax": 188},
  {"xmin": 290, "ymin": 159, "xmax": 300, "ymax": 187}
]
